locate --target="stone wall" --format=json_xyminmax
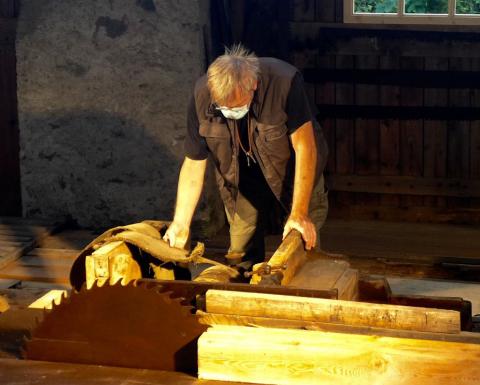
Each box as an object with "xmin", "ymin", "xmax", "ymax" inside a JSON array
[{"xmin": 17, "ymin": 0, "xmax": 223, "ymax": 231}]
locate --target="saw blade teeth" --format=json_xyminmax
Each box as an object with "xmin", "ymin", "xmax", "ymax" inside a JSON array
[
  {"xmin": 180, "ymin": 305, "xmax": 195, "ymax": 316},
  {"xmin": 23, "ymin": 281, "xmax": 208, "ymax": 372},
  {"xmin": 20, "ymin": 335, "xmax": 31, "ymax": 358}
]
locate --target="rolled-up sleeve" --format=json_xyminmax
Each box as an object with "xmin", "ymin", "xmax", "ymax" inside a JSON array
[{"xmin": 184, "ymin": 96, "xmax": 209, "ymax": 160}]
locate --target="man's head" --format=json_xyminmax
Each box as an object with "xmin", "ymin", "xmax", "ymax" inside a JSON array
[{"xmin": 207, "ymin": 44, "xmax": 259, "ymax": 118}]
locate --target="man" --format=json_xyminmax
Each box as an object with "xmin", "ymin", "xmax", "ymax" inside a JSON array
[{"xmin": 164, "ymin": 45, "xmax": 328, "ymax": 265}]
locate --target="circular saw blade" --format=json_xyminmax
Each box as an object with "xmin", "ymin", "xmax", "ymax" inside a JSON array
[{"xmin": 23, "ymin": 281, "xmax": 207, "ymax": 373}]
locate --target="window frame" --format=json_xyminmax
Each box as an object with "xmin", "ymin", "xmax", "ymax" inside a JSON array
[{"xmin": 344, "ymin": 0, "xmax": 480, "ymax": 24}]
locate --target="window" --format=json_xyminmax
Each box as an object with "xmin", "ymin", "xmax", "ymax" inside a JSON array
[{"xmin": 344, "ymin": 0, "xmax": 480, "ymax": 24}]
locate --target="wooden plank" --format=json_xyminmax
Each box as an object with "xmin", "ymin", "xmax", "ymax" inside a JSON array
[
  {"xmin": 18, "ymin": 281, "xmax": 71, "ymax": 290},
  {"xmin": 335, "ymin": 268, "xmax": 358, "ymax": 300},
  {"xmin": 315, "ymin": 0, "xmax": 335, "ymax": 22},
  {"xmin": 303, "ymin": 68, "xmax": 480, "ymax": 88},
  {"xmin": 198, "ymin": 326, "xmax": 480, "ymax": 385},
  {"xmin": 0, "ymin": 240, "xmax": 28, "ymax": 248},
  {"xmin": 17, "ymin": 256, "xmax": 74, "ymax": 268},
  {"xmin": 250, "ymin": 230, "xmax": 306, "ymax": 286},
  {"xmin": 292, "ymin": 0, "xmax": 315, "ymax": 21},
  {"xmin": 399, "ymin": 57, "xmax": 424, "ymax": 208},
  {"xmin": 424, "ymin": 57, "xmax": 448, "ymax": 209},
  {"xmin": 289, "ymin": 258, "xmax": 358, "ymax": 301},
  {"xmin": 197, "ymin": 311, "xmax": 480, "ymax": 344},
  {"xmin": 0, "ymin": 264, "xmax": 71, "ymax": 283},
  {"xmin": 470, "ymin": 56, "xmax": 480, "ymax": 220},
  {"xmin": 0, "ymin": 234, "xmax": 33, "ymax": 242},
  {"xmin": 354, "ymin": 56, "xmax": 380, "ymax": 208},
  {"xmin": 326, "ymin": 175, "xmax": 480, "ymax": 197},
  {"xmin": 321, "ymin": 219, "xmax": 480, "ymax": 261},
  {"xmin": 290, "ymin": 23, "xmax": 480, "ymax": 58},
  {"xmin": 447, "ymin": 58, "xmax": 472, "ymax": 209},
  {"xmin": 0, "ymin": 278, "xmax": 18, "ymax": 289},
  {"xmin": 0, "ymin": 220, "xmax": 60, "ymax": 269},
  {"xmin": 206, "ymin": 290, "xmax": 461, "ymax": 333},
  {"xmin": 315, "ymin": 55, "xmax": 336, "ymax": 174},
  {"xmin": 354, "ymin": 55, "xmax": 380, "ymax": 176},
  {"xmin": 315, "ymin": 104, "xmax": 480, "ymax": 120},
  {"xmin": 26, "ymin": 248, "xmax": 80, "ymax": 258},
  {"xmin": 328, "ymin": 204, "xmax": 480, "ymax": 224},
  {"xmin": 334, "ymin": 55, "xmax": 355, "ymax": 210},
  {"xmin": 379, "ymin": 56, "xmax": 401, "ymax": 208},
  {"xmin": 290, "ymin": 258, "xmax": 350, "ymax": 289}
]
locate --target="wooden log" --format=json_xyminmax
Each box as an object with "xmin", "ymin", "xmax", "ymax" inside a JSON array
[
  {"xmin": 198, "ymin": 325, "xmax": 480, "ymax": 385},
  {"xmin": 206, "ymin": 290, "xmax": 461, "ymax": 333},
  {"xmin": 250, "ymin": 230, "xmax": 306, "ymax": 286}
]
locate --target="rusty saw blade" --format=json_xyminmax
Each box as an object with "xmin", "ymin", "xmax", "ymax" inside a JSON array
[{"xmin": 23, "ymin": 281, "xmax": 207, "ymax": 374}]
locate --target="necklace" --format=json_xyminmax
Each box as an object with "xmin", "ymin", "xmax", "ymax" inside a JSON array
[{"xmin": 235, "ymin": 112, "xmax": 256, "ymax": 167}]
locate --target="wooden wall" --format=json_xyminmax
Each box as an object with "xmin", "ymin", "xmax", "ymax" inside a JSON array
[
  {"xmin": 0, "ymin": 0, "xmax": 20, "ymax": 216},
  {"xmin": 290, "ymin": 0, "xmax": 480, "ymax": 224}
]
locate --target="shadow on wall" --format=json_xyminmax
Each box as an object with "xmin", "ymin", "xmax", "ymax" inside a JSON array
[{"xmin": 20, "ymin": 110, "xmax": 183, "ymax": 230}]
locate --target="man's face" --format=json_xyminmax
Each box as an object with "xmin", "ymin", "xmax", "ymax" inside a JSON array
[{"xmin": 215, "ymin": 82, "xmax": 257, "ymax": 120}]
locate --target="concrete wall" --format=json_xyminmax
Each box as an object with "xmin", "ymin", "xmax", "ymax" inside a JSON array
[{"xmin": 17, "ymin": 0, "xmax": 222, "ymax": 231}]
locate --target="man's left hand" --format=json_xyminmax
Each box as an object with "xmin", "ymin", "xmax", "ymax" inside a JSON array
[{"xmin": 283, "ymin": 213, "xmax": 316, "ymax": 250}]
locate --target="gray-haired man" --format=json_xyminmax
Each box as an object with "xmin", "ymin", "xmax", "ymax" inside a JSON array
[{"xmin": 164, "ymin": 45, "xmax": 329, "ymax": 265}]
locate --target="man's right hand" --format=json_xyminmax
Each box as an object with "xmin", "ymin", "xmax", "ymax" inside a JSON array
[{"xmin": 163, "ymin": 221, "xmax": 190, "ymax": 249}]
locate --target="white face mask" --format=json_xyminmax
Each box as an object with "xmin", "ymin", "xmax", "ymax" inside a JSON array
[{"xmin": 217, "ymin": 104, "xmax": 249, "ymax": 120}]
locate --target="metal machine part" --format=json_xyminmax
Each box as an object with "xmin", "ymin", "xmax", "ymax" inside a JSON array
[{"xmin": 23, "ymin": 281, "xmax": 207, "ymax": 374}]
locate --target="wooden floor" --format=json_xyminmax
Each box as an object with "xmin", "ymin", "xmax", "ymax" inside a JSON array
[
  {"xmin": 321, "ymin": 219, "xmax": 480, "ymax": 261},
  {"xmin": 0, "ymin": 358, "xmax": 239, "ymax": 385}
]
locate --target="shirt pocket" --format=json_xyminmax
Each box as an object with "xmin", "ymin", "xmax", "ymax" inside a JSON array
[
  {"xmin": 256, "ymin": 123, "xmax": 288, "ymax": 142},
  {"xmin": 199, "ymin": 122, "xmax": 230, "ymax": 138}
]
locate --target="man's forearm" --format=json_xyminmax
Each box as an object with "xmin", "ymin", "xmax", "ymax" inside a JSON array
[
  {"xmin": 173, "ymin": 157, "xmax": 207, "ymax": 226},
  {"xmin": 290, "ymin": 123, "xmax": 317, "ymax": 216}
]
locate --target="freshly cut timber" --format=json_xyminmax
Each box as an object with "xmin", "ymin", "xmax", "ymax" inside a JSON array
[
  {"xmin": 198, "ymin": 325, "xmax": 480, "ymax": 385},
  {"xmin": 23, "ymin": 281, "xmax": 207, "ymax": 373}
]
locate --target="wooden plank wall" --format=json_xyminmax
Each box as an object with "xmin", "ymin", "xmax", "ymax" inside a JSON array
[
  {"xmin": 290, "ymin": 0, "xmax": 480, "ymax": 224},
  {"xmin": 0, "ymin": 0, "xmax": 20, "ymax": 216}
]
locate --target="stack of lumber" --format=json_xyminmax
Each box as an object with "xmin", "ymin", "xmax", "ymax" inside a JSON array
[
  {"xmin": 198, "ymin": 290, "xmax": 480, "ymax": 385},
  {"xmin": 0, "ymin": 217, "xmax": 59, "ymax": 270},
  {"xmin": 0, "ymin": 248, "xmax": 79, "ymax": 284}
]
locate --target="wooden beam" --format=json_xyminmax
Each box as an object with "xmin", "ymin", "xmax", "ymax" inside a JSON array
[
  {"xmin": 250, "ymin": 230, "xmax": 306, "ymax": 285},
  {"xmin": 327, "ymin": 175, "xmax": 480, "ymax": 198},
  {"xmin": 328, "ymin": 204, "xmax": 480, "ymax": 224},
  {"xmin": 198, "ymin": 325, "xmax": 480, "ymax": 385},
  {"xmin": 197, "ymin": 311, "xmax": 480, "ymax": 344},
  {"xmin": 314, "ymin": 105, "xmax": 480, "ymax": 120},
  {"xmin": 303, "ymin": 68, "xmax": 480, "ymax": 88},
  {"xmin": 290, "ymin": 22, "xmax": 480, "ymax": 58},
  {"xmin": 205, "ymin": 290, "xmax": 461, "ymax": 333}
]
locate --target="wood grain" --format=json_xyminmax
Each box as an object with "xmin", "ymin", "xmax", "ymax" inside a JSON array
[
  {"xmin": 198, "ymin": 325, "xmax": 480, "ymax": 385},
  {"xmin": 206, "ymin": 290, "xmax": 460, "ymax": 333}
]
